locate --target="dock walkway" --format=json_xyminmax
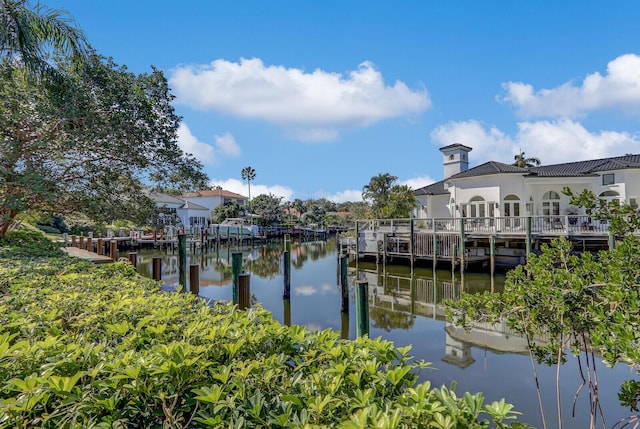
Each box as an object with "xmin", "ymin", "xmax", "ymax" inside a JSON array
[{"xmin": 61, "ymin": 246, "xmax": 113, "ymax": 264}]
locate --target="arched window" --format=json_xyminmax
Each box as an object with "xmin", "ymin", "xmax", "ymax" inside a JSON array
[
  {"xmin": 503, "ymin": 194, "xmax": 521, "ymax": 217},
  {"xmin": 466, "ymin": 196, "xmax": 486, "ymax": 218},
  {"xmin": 598, "ymin": 190, "xmax": 620, "ymax": 206},
  {"xmin": 542, "ymin": 191, "xmax": 560, "ymax": 216}
]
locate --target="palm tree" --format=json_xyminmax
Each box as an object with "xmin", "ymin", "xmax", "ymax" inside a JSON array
[
  {"xmin": 1, "ymin": 0, "xmax": 89, "ymax": 77},
  {"xmin": 362, "ymin": 173, "xmax": 398, "ymax": 218},
  {"xmin": 513, "ymin": 150, "xmax": 541, "ymax": 168},
  {"xmin": 241, "ymin": 166, "xmax": 256, "ymax": 222}
]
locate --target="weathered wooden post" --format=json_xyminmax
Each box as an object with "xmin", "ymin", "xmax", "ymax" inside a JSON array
[
  {"xmin": 409, "ymin": 218, "xmax": 415, "ymax": 270},
  {"xmin": 128, "ymin": 252, "xmax": 138, "ymax": 268},
  {"xmin": 451, "ymin": 243, "xmax": 458, "ymax": 274},
  {"xmin": 432, "ymin": 220, "xmax": 438, "ymax": 271},
  {"xmin": 71, "ymin": 235, "xmax": 77, "ymax": 247},
  {"xmin": 340, "ymin": 310, "xmax": 349, "ymax": 340},
  {"xmin": 489, "ymin": 235, "xmax": 495, "ymax": 277},
  {"xmin": 152, "ymin": 257, "xmax": 162, "ymax": 281},
  {"xmin": 340, "ymin": 252, "xmax": 349, "ymax": 313},
  {"xmin": 459, "ymin": 218, "xmax": 465, "ymax": 274},
  {"xmin": 96, "ymin": 238, "xmax": 103, "ymax": 255},
  {"xmin": 232, "ymin": 252, "xmax": 242, "ymax": 305},
  {"xmin": 178, "ymin": 233, "xmax": 187, "ymax": 290},
  {"xmin": 526, "ymin": 216, "xmax": 532, "ymax": 257},
  {"xmin": 238, "ymin": 273, "xmax": 250, "ymax": 310},
  {"xmin": 86, "ymin": 236, "xmax": 92, "ymax": 253},
  {"xmin": 109, "ymin": 240, "xmax": 117, "ymax": 260},
  {"xmin": 283, "ymin": 298, "xmax": 291, "ymax": 326},
  {"xmin": 78, "ymin": 236, "xmax": 85, "ymax": 250},
  {"xmin": 189, "ymin": 264, "xmax": 199, "ymax": 295},
  {"xmin": 283, "ymin": 250, "xmax": 291, "ymax": 299},
  {"xmin": 356, "ymin": 280, "xmax": 369, "ymax": 337}
]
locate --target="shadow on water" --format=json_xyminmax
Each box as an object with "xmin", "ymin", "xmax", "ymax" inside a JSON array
[{"xmin": 134, "ymin": 237, "xmax": 633, "ymax": 429}]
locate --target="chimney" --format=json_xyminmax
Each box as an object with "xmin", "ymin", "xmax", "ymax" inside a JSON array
[{"xmin": 439, "ymin": 143, "xmax": 472, "ymax": 179}]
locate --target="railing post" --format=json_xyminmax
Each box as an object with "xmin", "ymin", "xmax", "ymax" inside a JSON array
[
  {"xmin": 109, "ymin": 240, "xmax": 117, "ymax": 260},
  {"xmin": 459, "ymin": 218, "xmax": 465, "ymax": 274}
]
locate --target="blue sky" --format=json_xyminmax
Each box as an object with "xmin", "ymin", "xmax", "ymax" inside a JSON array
[{"xmin": 48, "ymin": 1, "xmax": 640, "ymax": 202}]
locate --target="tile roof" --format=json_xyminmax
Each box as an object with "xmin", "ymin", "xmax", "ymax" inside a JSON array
[
  {"xmin": 527, "ymin": 154, "xmax": 640, "ymax": 177},
  {"xmin": 413, "ymin": 180, "xmax": 448, "ymax": 196},
  {"xmin": 439, "ymin": 143, "xmax": 473, "ymax": 152},
  {"xmin": 448, "ymin": 161, "xmax": 528, "ymax": 179},
  {"xmin": 413, "ymin": 153, "xmax": 640, "ymax": 196}
]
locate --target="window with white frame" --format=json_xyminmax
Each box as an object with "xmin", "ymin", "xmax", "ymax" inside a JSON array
[
  {"xmin": 542, "ymin": 191, "xmax": 560, "ymax": 216},
  {"xmin": 602, "ymin": 173, "xmax": 615, "ymax": 185}
]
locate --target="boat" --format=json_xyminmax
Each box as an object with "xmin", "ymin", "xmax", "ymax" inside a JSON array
[{"xmin": 211, "ymin": 218, "xmax": 260, "ymax": 239}]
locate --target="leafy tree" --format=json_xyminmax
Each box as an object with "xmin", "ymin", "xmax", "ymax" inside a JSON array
[
  {"xmin": 448, "ymin": 190, "xmax": 640, "ymax": 428},
  {"xmin": 210, "ymin": 200, "xmax": 243, "ymax": 224},
  {"xmin": 251, "ymin": 193, "xmax": 283, "ymax": 226},
  {"xmin": 512, "ymin": 150, "xmax": 541, "ymax": 168},
  {"xmin": 0, "ymin": 0, "xmax": 89, "ymax": 78},
  {"xmin": 362, "ymin": 174, "xmax": 415, "ymax": 219},
  {"xmin": 0, "ymin": 54, "xmax": 208, "ymax": 236}
]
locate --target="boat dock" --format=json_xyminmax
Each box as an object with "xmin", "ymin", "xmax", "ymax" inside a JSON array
[{"xmin": 340, "ymin": 215, "xmax": 616, "ymax": 272}]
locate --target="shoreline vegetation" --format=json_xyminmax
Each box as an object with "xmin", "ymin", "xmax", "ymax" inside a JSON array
[{"xmin": 0, "ymin": 230, "xmax": 527, "ymax": 428}]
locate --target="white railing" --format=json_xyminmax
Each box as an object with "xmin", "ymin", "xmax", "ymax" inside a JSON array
[{"xmin": 357, "ymin": 216, "xmax": 611, "ymax": 236}]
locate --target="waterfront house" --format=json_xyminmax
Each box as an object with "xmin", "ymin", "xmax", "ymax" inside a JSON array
[
  {"xmin": 150, "ymin": 188, "xmax": 249, "ymax": 227},
  {"xmin": 413, "ymin": 144, "xmax": 640, "ymax": 230}
]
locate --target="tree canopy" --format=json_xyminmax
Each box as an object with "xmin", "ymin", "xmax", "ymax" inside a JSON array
[
  {"xmin": 362, "ymin": 173, "xmax": 416, "ymax": 219},
  {"xmin": 512, "ymin": 150, "xmax": 541, "ymax": 168},
  {"xmin": 0, "ymin": 54, "xmax": 208, "ymax": 235}
]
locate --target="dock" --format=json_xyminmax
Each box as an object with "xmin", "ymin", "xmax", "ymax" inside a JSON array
[{"xmin": 61, "ymin": 246, "xmax": 113, "ymax": 264}]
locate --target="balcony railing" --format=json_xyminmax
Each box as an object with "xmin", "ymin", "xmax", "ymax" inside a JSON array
[{"xmin": 357, "ymin": 215, "xmax": 611, "ymax": 236}]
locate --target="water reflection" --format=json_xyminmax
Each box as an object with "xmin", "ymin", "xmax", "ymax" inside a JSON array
[{"xmin": 133, "ymin": 238, "xmax": 631, "ymax": 428}]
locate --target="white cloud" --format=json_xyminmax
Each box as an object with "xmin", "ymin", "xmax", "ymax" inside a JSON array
[
  {"xmin": 430, "ymin": 119, "xmax": 640, "ymax": 166},
  {"xmin": 431, "ymin": 120, "xmax": 514, "ymax": 163},
  {"xmin": 210, "ymin": 178, "xmax": 294, "ymax": 201},
  {"xmin": 170, "ymin": 58, "xmax": 431, "ymax": 141},
  {"xmin": 401, "ymin": 176, "xmax": 435, "ymax": 191},
  {"xmin": 500, "ymin": 54, "xmax": 640, "ymax": 118},
  {"xmin": 318, "ymin": 189, "xmax": 363, "ymax": 203},
  {"xmin": 214, "ymin": 132, "xmax": 241, "ymax": 157},
  {"xmin": 177, "ymin": 123, "xmax": 216, "ymax": 164},
  {"xmin": 178, "ymin": 124, "xmax": 241, "ymax": 165},
  {"xmin": 294, "ymin": 285, "xmax": 317, "ymax": 296}
]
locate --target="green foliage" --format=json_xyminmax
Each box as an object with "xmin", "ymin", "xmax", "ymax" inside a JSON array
[
  {"xmin": 211, "ymin": 200, "xmax": 244, "ymax": 224},
  {"xmin": 0, "ymin": 52, "xmax": 208, "ymax": 236},
  {"xmin": 362, "ymin": 174, "xmax": 416, "ymax": 219},
  {"xmin": 447, "ymin": 237, "xmax": 640, "ymax": 425},
  {"xmin": 0, "ymin": 239, "xmax": 528, "ymax": 428},
  {"xmin": 252, "ymin": 193, "xmax": 283, "ymax": 226},
  {"xmin": 0, "ymin": 229, "xmax": 62, "ymax": 258}
]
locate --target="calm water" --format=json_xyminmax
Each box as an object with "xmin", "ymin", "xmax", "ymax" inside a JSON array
[{"xmin": 134, "ymin": 237, "xmax": 634, "ymax": 429}]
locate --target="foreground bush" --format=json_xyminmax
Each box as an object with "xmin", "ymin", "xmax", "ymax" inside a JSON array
[{"xmin": 0, "ymin": 235, "xmax": 528, "ymax": 428}]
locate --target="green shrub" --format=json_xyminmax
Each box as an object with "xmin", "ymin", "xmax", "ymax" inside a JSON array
[
  {"xmin": 0, "ymin": 249, "xmax": 528, "ymax": 428},
  {"xmin": 0, "ymin": 230, "xmax": 62, "ymax": 258},
  {"xmin": 36, "ymin": 224, "xmax": 61, "ymax": 234}
]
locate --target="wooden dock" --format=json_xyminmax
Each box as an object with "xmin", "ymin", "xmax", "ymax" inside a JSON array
[{"xmin": 61, "ymin": 246, "xmax": 113, "ymax": 264}]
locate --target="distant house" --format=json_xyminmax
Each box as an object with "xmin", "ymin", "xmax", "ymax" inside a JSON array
[
  {"xmin": 150, "ymin": 188, "xmax": 249, "ymax": 226},
  {"xmin": 413, "ymin": 144, "xmax": 640, "ymax": 224}
]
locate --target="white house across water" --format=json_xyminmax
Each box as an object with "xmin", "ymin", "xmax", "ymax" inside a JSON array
[{"xmin": 350, "ymin": 144, "xmax": 640, "ymax": 269}]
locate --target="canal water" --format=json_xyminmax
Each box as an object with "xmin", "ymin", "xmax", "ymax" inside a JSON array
[{"xmin": 134, "ymin": 237, "xmax": 634, "ymax": 429}]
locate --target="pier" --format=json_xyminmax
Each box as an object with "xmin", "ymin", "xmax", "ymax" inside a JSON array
[{"xmin": 339, "ymin": 215, "xmax": 616, "ymax": 271}]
